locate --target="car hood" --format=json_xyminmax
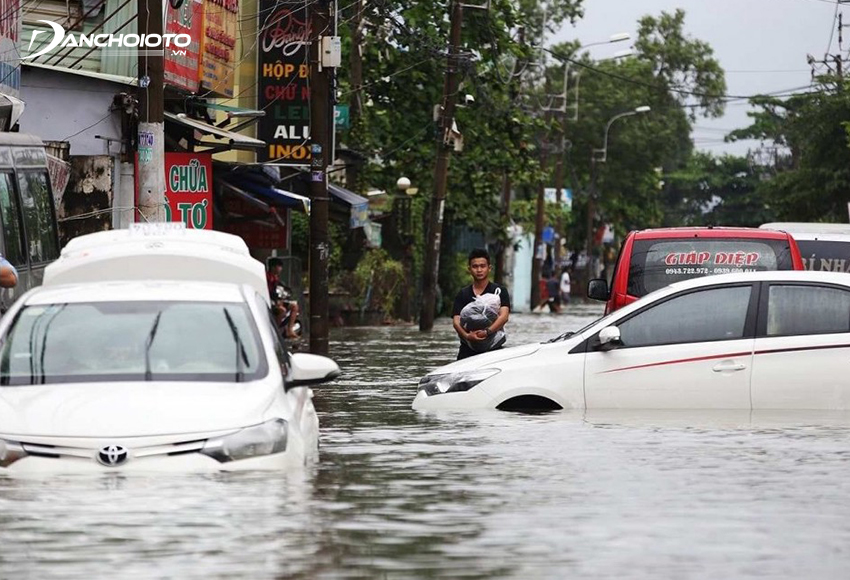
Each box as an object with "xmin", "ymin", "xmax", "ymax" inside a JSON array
[
  {"xmin": 0, "ymin": 381, "xmax": 278, "ymax": 438},
  {"xmin": 426, "ymin": 342, "xmax": 542, "ymax": 376}
]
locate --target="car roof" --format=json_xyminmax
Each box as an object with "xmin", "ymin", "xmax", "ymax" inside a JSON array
[
  {"xmin": 45, "ymin": 227, "xmax": 270, "ymax": 303},
  {"xmin": 760, "ymin": 222, "xmax": 850, "ymax": 235},
  {"xmin": 632, "ymin": 227, "xmax": 791, "ymax": 240},
  {"xmin": 665, "ymin": 269, "xmax": 850, "ymax": 293},
  {"xmin": 23, "ymin": 281, "xmax": 250, "ymax": 306}
]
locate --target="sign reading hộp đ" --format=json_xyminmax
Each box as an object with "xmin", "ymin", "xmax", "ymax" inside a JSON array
[{"xmin": 256, "ymin": 0, "xmax": 311, "ymax": 164}]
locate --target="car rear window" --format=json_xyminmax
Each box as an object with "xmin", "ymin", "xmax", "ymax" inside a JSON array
[
  {"xmin": 628, "ymin": 237, "xmax": 795, "ymax": 297},
  {"xmin": 796, "ymin": 240, "xmax": 850, "ymax": 272}
]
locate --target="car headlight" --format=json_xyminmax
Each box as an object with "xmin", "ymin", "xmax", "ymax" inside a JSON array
[
  {"xmin": 418, "ymin": 368, "xmax": 500, "ymax": 396},
  {"xmin": 0, "ymin": 439, "xmax": 27, "ymax": 468},
  {"xmin": 200, "ymin": 419, "xmax": 288, "ymax": 463}
]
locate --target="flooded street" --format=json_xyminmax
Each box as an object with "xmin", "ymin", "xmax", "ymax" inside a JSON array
[{"xmin": 4, "ymin": 306, "xmax": 850, "ymax": 579}]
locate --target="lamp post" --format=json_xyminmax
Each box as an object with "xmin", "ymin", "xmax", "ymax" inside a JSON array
[
  {"xmin": 396, "ymin": 176, "xmax": 416, "ymax": 321},
  {"xmin": 530, "ymin": 33, "xmax": 632, "ymax": 310},
  {"xmin": 584, "ymin": 105, "xmax": 650, "ymax": 284}
]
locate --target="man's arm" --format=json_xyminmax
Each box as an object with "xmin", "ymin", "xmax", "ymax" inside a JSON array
[
  {"xmin": 453, "ymin": 315, "xmax": 485, "ymax": 342},
  {"xmin": 486, "ymin": 306, "xmax": 509, "ymax": 335},
  {"xmin": 0, "ymin": 258, "xmax": 18, "ymax": 288}
]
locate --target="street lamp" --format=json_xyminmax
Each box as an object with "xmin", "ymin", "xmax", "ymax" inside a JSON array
[
  {"xmin": 395, "ymin": 176, "xmax": 416, "ymax": 321},
  {"xmin": 579, "ymin": 32, "xmax": 631, "ymax": 49},
  {"xmin": 592, "ymin": 105, "xmax": 651, "ymax": 163},
  {"xmin": 584, "ymin": 105, "xmax": 651, "ymax": 285}
]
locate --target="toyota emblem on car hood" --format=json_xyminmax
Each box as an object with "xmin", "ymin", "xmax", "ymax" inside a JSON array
[{"xmin": 97, "ymin": 445, "xmax": 129, "ymax": 467}]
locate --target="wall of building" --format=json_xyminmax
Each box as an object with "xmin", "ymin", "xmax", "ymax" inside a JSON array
[{"xmin": 19, "ymin": 68, "xmax": 125, "ymax": 157}]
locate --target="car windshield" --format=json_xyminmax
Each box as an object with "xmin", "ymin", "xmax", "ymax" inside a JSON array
[
  {"xmin": 628, "ymin": 237, "xmax": 795, "ymax": 297},
  {"xmin": 796, "ymin": 239, "xmax": 850, "ymax": 272},
  {"xmin": 0, "ymin": 301, "xmax": 267, "ymax": 385}
]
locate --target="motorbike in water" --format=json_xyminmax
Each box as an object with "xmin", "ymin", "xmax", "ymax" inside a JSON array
[{"xmin": 273, "ymin": 283, "xmax": 303, "ymax": 340}]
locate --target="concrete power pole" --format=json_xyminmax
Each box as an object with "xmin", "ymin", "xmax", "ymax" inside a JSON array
[
  {"xmin": 136, "ymin": 0, "xmax": 166, "ymax": 222},
  {"xmin": 309, "ymin": 0, "xmax": 334, "ymax": 355},
  {"xmin": 419, "ymin": 0, "xmax": 464, "ymax": 332}
]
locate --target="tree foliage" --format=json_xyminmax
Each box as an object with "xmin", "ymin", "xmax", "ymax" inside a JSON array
[{"xmin": 728, "ymin": 80, "xmax": 850, "ymax": 222}]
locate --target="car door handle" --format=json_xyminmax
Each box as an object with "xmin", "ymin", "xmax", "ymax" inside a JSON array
[{"xmin": 712, "ymin": 361, "xmax": 747, "ymax": 372}]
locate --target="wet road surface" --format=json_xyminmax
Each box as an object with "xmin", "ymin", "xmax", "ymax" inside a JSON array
[{"xmin": 3, "ymin": 306, "xmax": 850, "ymax": 579}]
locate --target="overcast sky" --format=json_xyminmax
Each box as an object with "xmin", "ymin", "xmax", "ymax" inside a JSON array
[{"xmin": 550, "ymin": 0, "xmax": 839, "ymax": 157}]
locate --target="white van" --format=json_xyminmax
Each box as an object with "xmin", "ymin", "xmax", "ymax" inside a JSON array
[
  {"xmin": 0, "ymin": 132, "xmax": 60, "ymax": 309},
  {"xmin": 760, "ymin": 222, "xmax": 850, "ymax": 272}
]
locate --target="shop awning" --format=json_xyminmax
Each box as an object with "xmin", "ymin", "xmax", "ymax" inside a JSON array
[
  {"xmin": 328, "ymin": 182, "xmax": 369, "ymax": 208},
  {"xmin": 328, "ymin": 182, "xmax": 369, "ymax": 229},
  {"xmin": 219, "ymin": 173, "xmax": 310, "ymax": 213},
  {"xmin": 165, "ymin": 112, "xmax": 265, "ymax": 150}
]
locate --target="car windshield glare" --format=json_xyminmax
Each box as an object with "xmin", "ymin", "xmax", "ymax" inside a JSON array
[{"xmin": 0, "ymin": 301, "xmax": 268, "ymax": 385}]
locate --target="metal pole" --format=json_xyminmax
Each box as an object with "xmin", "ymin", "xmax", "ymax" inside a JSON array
[
  {"xmin": 419, "ymin": 0, "xmax": 463, "ymax": 332},
  {"xmin": 308, "ymin": 0, "xmax": 333, "ymax": 355},
  {"xmin": 136, "ymin": 0, "xmax": 166, "ymax": 223}
]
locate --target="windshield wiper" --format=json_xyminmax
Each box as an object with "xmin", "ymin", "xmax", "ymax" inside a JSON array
[
  {"xmin": 144, "ymin": 311, "xmax": 163, "ymax": 381},
  {"xmin": 222, "ymin": 308, "xmax": 249, "ymax": 382},
  {"xmin": 544, "ymin": 330, "xmax": 575, "ymax": 343}
]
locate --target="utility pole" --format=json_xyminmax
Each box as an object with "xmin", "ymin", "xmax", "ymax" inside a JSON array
[
  {"xmin": 346, "ymin": 0, "xmax": 364, "ymax": 188},
  {"xmin": 494, "ymin": 26, "xmax": 525, "ymax": 286},
  {"xmin": 530, "ymin": 77, "xmax": 555, "ymax": 310},
  {"xmin": 309, "ymin": 0, "xmax": 334, "ymax": 355},
  {"xmin": 136, "ymin": 0, "xmax": 166, "ymax": 222},
  {"xmin": 419, "ymin": 0, "xmax": 464, "ymax": 332},
  {"xmin": 552, "ymin": 126, "xmax": 565, "ymax": 267}
]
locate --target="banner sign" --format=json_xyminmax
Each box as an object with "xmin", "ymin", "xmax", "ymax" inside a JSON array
[
  {"xmin": 164, "ymin": 0, "xmax": 203, "ymax": 93},
  {"xmin": 256, "ymin": 0, "xmax": 311, "ymax": 164},
  {"xmin": 164, "ymin": 152, "xmax": 213, "ymax": 229},
  {"xmin": 544, "ymin": 187, "xmax": 572, "ymax": 210},
  {"xmin": 0, "ymin": 0, "xmax": 20, "ymax": 97},
  {"xmin": 199, "ymin": 0, "xmax": 238, "ymax": 98}
]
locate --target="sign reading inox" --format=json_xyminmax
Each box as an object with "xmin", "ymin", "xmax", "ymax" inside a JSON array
[{"xmin": 25, "ymin": 20, "xmax": 191, "ymax": 59}]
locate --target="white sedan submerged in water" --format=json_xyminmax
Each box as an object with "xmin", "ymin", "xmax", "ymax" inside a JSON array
[
  {"xmin": 414, "ymin": 271, "xmax": 850, "ymax": 412},
  {"xmin": 0, "ymin": 281, "xmax": 339, "ymax": 473}
]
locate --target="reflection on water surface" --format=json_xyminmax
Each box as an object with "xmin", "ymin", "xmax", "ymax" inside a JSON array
[{"xmin": 3, "ymin": 307, "xmax": 850, "ymax": 579}]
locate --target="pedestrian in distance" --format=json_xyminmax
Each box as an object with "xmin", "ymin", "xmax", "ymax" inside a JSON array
[
  {"xmin": 267, "ymin": 257, "xmax": 300, "ymax": 340},
  {"xmin": 559, "ymin": 266, "xmax": 571, "ymax": 306},
  {"xmin": 452, "ymin": 249, "xmax": 511, "ymax": 361},
  {"xmin": 545, "ymin": 272, "xmax": 561, "ymax": 313}
]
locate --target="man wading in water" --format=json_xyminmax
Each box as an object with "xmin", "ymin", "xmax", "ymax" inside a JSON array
[{"xmin": 452, "ymin": 249, "xmax": 511, "ymax": 360}]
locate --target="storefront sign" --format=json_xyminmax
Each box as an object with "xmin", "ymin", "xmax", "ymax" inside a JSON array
[
  {"xmin": 199, "ymin": 0, "xmax": 237, "ymax": 98},
  {"xmin": 256, "ymin": 0, "xmax": 311, "ymax": 164},
  {"xmin": 0, "ymin": 0, "xmax": 20, "ymax": 97},
  {"xmin": 164, "ymin": 152, "xmax": 213, "ymax": 229},
  {"xmin": 164, "ymin": 0, "xmax": 203, "ymax": 93}
]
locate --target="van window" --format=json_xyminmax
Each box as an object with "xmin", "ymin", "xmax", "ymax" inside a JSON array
[
  {"xmin": 17, "ymin": 170, "xmax": 58, "ymax": 264},
  {"xmin": 796, "ymin": 240, "xmax": 850, "ymax": 272},
  {"xmin": 628, "ymin": 238, "xmax": 795, "ymax": 297},
  {"xmin": 0, "ymin": 172, "xmax": 24, "ymax": 266}
]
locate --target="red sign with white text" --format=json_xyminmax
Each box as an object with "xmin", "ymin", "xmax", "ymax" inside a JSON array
[{"xmin": 164, "ymin": 152, "xmax": 213, "ymax": 229}]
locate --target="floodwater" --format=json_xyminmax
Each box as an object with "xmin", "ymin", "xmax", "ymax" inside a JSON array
[{"xmin": 4, "ymin": 306, "xmax": 850, "ymax": 579}]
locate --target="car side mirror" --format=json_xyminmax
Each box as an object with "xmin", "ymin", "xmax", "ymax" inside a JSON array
[
  {"xmin": 598, "ymin": 326, "xmax": 622, "ymax": 351},
  {"xmin": 587, "ymin": 278, "xmax": 609, "ymax": 301},
  {"xmin": 287, "ymin": 353, "xmax": 341, "ymax": 389}
]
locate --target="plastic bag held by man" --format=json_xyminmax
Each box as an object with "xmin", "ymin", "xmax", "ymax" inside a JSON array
[{"xmin": 459, "ymin": 292, "xmax": 506, "ymax": 352}]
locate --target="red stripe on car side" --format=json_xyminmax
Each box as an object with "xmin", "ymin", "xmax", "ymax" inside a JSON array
[{"xmin": 601, "ymin": 351, "xmax": 752, "ymax": 374}]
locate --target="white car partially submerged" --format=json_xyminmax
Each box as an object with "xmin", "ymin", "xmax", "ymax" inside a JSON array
[
  {"xmin": 0, "ymin": 226, "xmax": 339, "ymax": 473},
  {"xmin": 414, "ymin": 270, "xmax": 850, "ymax": 412}
]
